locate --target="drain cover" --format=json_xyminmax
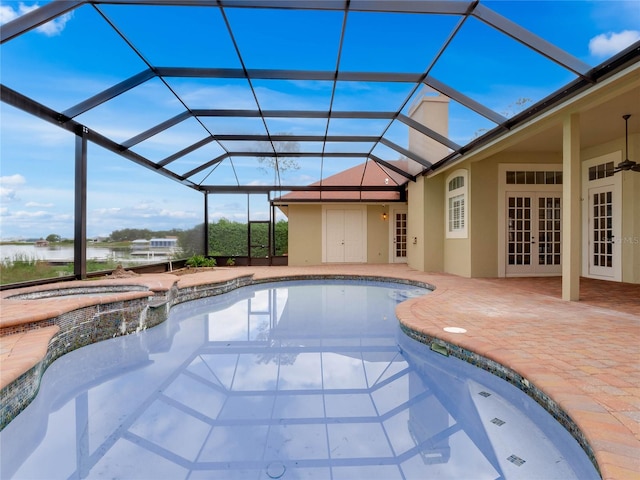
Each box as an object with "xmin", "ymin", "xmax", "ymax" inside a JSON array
[
  {"xmin": 266, "ymin": 462, "xmax": 286, "ymax": 479},
  {"xmin": 507, "ymin": 454, "xmax": 526, "ymax": 466}
]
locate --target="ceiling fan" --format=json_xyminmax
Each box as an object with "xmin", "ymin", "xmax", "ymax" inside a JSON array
[{"xmin": 613, "ymin": 114, "xmax": 640, "ymax": 173}]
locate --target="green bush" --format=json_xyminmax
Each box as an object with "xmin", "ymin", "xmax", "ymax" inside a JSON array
[{"xmin": 185, "ymin": 255, "xmax": 216, "ymax": 268}]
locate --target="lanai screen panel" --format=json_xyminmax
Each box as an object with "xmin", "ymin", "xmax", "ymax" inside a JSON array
[{"xmin": 0, "ymin": 0, "xmax": 624, "ymax": 197}]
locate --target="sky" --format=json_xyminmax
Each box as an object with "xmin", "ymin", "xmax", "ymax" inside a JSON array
[{"xmin": 0, "ymin": 0, "xmax": 639, "ymax": 241}]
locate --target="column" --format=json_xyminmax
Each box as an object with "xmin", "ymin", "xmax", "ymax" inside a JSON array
[{"xmin": 562, "ymin": 114, "xmax": 581, "ymax": 301}]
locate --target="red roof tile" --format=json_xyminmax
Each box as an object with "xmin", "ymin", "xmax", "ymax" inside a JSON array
[{"xmin": 276, "ymin": 160, "xmax": 408, "ymax": 202}]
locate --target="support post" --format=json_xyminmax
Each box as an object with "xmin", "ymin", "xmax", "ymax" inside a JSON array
[
  {"xmin": 203, "ymin": 192, "xmax": 209, "ymax": 256},
  {"xmin": 74, "ymin": 126, "xmax": 88, "ymax": 279},
  {"xmin": 562, "ymin": 114, "xmax": 581, "ymax": 301},
  {"xmin": 270, "ymin": 198, "xmax": 275, "ymax": 262}
]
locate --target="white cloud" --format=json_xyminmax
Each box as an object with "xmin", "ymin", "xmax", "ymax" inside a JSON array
[
  {"xmin": 179, "ymin": 84, "xmax": 258, "ymax": 110},
  {"xmin": 25, "ymin": 201, "xmax": 54, "ymax": 208},
  {"xmin": 0, "ymin": 5, "xmax": 18, "ymax": 24},
  {"xmin": 133, "ymin": 203, "xmax": 154, "ymax": 211},
  {"xmin": 0, "ymin": 3, "xmax": 73, "ymax": 36},
  {"xmin": 0, "ymin": 187, "xmax": 18, "ymax": 202},
  {"xmin": 13, "ymin": 210, "xmax": 52, "ymax": 219},
  {"xmin": 157, "ymin": 209, "xmax": 198, "ymax": 219},
  {"xmin": 93, "ymin": 207, "xmax": 122, "ymax": 216},
  {"xmin": 0, "ymin": 174, "xmax": 26, "ymax": 202},
  {"xmin": 0, "ymin": 174, "xmax": 26, "ymax": 186},
  {"xmin": 589, "ymin": 30, "xmax": 640, "ymax": 57}
]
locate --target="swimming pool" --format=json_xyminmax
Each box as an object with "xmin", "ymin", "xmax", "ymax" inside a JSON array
[{"xmin": 0, "ymin": 280, "xmax": 599, "ymax": 479}]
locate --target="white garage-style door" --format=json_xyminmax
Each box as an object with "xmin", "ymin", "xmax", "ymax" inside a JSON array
[{"xmin": 323, "ymin": 207, "xmax": 366, "ymax": 263}]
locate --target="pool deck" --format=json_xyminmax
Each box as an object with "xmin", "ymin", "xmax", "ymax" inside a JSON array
[{"xmin": 1, "ymin": 264, "xmax": 639, "ymax": 479}]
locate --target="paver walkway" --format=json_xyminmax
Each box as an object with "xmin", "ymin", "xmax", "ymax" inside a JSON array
[{"xmin": 1, "ymin": 264, "xmax": 638, "ymax": 479}]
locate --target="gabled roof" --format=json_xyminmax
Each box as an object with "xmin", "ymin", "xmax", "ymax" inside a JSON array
[{"xmin": 275, "ymin": 160, "xmax": 408, "ymax": 203}]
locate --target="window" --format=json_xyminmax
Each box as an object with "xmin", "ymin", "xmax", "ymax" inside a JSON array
[
  {"xmin": 506, "ymin": 170, "xmax": 563, "ymax": 184},
  {"xmin": 588, "ymin": 162, "xmax": 614, "ymax": 181},
  {"xmin": 446, "ymin": 170, "xmax": 468, "ymax": 238}
]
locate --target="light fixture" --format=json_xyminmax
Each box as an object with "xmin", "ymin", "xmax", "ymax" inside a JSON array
[
  {"xmin": 613, "ymin": 114, "xmax": 640, "ymax": 173},
  {"xmin": 382, "ymin": 212, "xmax": 388, "ymax": 221}
]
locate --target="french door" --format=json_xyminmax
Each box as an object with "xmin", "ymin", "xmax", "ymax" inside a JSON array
[
  {"xmin": 505, "ymin": 192, "xmax": 562, "ymax": 275},
  {"xmin": 391, "ymin": 208, "xmax": 407, "ymax": 263},
  {"xmin": 587, "ymin": 185, "xmax": 620, "ymax": 279}
]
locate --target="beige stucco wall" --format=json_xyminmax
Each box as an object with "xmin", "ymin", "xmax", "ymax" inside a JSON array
[
  {"xmin": 423, "ymin": 175, "xmax": 445, "ymax": 272},
  {"xmin": 406, "ymin": 178, "xmax": 425, "ymax": 271},
  {"xmin": 444, "ymin": 239, "xmax": 471, "ymax": 277},
  {"xmin": 407, "ymin": 175, "xmax": 445, "ymax": 273},
  {"xmin": 286, "ymin": 204, "xmax": 323, "ymax": 266},
  {"xmin": 367, "ymin": 205, "xmax": 391, "ymax": 264},
  {"xmin": 622, "ymin": 166, "xmax": 640, "ymax": 283},
  {"xmin": 469, "ymin": 160, "xmax": 498, "ymax": 277}
]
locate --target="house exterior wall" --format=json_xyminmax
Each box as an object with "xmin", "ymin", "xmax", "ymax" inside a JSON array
[
  {"xmin": 287, "ymin": 204, "xmax": 322, "ymax": 266},
  {"xmin": 621, "ymin": 167, "xmax": 640, "ymax": 283},
  {"xmin": 367, "ymin": 205, "xmax": 390, "ymax": 264},
  {"xmin": 625, "ymin": 133, "xmax": 640, "ymax": 283},
  {"xmin": 407, "ymin": 177, "xmax": 425, "ymax": 271},
  {"xmin": 423, "ymin": 175, "xmax": 445, "ymax": 273},
  {"xmin": 286, "ymin": 203, "xmax": 397, "ymax": 266},
  {"xmin": 470, "ymin": 160, "xmax": 498, "ymax": 278},
  {"xmin": 407, "ymin": 175, "xmax": 445, "ymax": 272}
]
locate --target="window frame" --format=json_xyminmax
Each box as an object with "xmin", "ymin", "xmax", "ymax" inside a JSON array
[{"xmin": 445, "ymin": 169, "xmax": 468, "ymax": 239}]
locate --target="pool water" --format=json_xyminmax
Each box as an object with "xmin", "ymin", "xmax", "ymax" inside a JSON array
[{"xmin": 0, "ymin": 280, "xmax": 599, "ymax": 479}]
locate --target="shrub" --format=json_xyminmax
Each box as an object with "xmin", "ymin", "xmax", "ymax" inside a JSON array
[{"xmin": 185, "ymin": 255, "xmax": 216, "ymax": 268}]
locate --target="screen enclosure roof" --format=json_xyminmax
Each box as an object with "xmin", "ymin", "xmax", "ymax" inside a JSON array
[{"xmin": 2, "ymin": 0, "xmax": 639, "ymax": 198}]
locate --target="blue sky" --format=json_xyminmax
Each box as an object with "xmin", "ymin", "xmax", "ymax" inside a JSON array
[{"xmin": 1, "ymin": 0, "xmax": 639, "ymax": 240}]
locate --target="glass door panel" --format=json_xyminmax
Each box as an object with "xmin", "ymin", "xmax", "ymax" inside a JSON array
[
  {"xmin": 506, "ymin": 192, "xmax": 561, "ymax": 275},
  {"xmin": 588, "ymin": 186, "xmax": 618, "ymax": 279},
  {"xmin": 393, "ymin": 210, "xmax": 407, "ymax": 263}
]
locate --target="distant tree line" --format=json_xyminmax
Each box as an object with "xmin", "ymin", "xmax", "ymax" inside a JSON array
[
  {"xmin": 111, "ymin": 220, "xmax": 288, "ymax": 259},
  {"xmin": 109, "ymin": 228, "xmax": 185, "ymax": 242}
]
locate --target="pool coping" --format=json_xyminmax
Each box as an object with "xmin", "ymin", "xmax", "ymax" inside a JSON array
[{"xmin": 1, "ymin": 265, "xmax": 638, "ymax": 479}]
